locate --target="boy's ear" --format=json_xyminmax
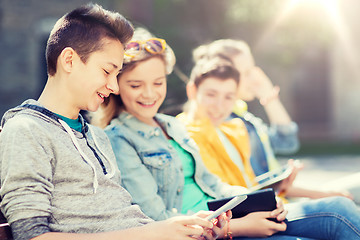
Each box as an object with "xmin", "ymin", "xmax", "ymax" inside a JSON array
[
  {"xmin": 186, "ymin": 82, "xmax": 197, "ymax": 100},
  {"xmin": 59, "ymin": 47, "xmax": 76, "ymax": 73}
]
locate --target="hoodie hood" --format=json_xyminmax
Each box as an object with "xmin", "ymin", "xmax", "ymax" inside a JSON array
[{"xmin": 1, "ymin": 99, "xmax": 86, "ymax": 133}]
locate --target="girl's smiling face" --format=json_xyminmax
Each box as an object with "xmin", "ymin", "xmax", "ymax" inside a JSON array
[
  {"xmin": 195, "ymin": 77, "xmax": 238, "ymax": 126},
  {"xmin": 118, "ymin": 57, "xmax": 167, "ymax": 126}
]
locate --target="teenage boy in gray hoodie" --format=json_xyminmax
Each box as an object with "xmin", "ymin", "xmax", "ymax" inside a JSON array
[{"xmin": 0, "ymin": 4, "xmax": 223, "ymax": 240}]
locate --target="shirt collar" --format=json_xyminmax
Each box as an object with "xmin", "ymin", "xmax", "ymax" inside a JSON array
[{"xmin": 115, "ymin": 111, "xmax": 165, "ymax": 139}]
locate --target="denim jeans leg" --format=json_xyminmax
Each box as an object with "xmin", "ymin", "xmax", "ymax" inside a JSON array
[
  {"xmin": 234, "ymin": 236, "xmax": 315, "ymax": 240},
  {"xmin": 282, "ymin": 196, "xmax": 360, "ymax": 239}
]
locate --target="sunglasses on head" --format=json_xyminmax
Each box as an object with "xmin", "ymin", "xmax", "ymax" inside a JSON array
[{"xmin": 124, "ymin": 38, "xmax": 166, "ymax": 58}]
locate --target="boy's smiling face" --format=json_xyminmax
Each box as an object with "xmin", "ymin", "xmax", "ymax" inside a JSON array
[
  {"xmin": 195, "ymin": 77, "xmax": 238, "ymax": 126},
  {"xmin": 70, "ymin": 38, "xmax": 125, "ymax": 113}
]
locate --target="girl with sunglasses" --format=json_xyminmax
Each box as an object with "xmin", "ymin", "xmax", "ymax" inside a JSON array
[{"xmin": 91, "ymin": 28, "xmax": 360, "ymax": 239}]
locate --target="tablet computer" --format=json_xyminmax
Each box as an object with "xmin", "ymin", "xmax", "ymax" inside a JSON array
[
  {"xmin": 249, "ymin": 164, "xmax": 293, "ymax": 192},
  {"xmin": 207, "ymin": 188, "xmax": 279, "ymax": 222},
  {"xmin": 205, "ymin": 195, "xmax": 247, "ymax": 220}
]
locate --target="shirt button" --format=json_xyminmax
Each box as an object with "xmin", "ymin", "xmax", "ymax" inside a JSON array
[{"xmin": 154, "ymin": 129, "xmax": 160, "ymax": 136}]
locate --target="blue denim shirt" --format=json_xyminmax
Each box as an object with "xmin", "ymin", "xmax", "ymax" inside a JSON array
[
  {"xmin": 105, "ymin": 112, "xmax": 246, "ymax": 221},
  {"xmin": 231, "ymin": 111, "xmax": 300, "ymax": 176}
]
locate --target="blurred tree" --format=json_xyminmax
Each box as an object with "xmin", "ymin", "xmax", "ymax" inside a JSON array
[
  {"xmin": 109, "ymin": 0, "xmax": 335, "ymax": 117},
  {"xmin": 0, "ymin": 0, "xmax": 2, "ymax": 33},
  {"xmin": 113, "ymin": 0, "xmax": 230, "ymax": 114}
]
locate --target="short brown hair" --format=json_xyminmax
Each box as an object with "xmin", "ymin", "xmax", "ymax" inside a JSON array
[
  {"xmin": 46, "ymin": 3, "xmax": 134, "ymax": 76},
  {"xmin": 192, "ymin": 39, "xmax": 252, "ymax": 63},
  {"xmin": 189, "ymin": 56, "xmax": 240, "ymax": 88}
]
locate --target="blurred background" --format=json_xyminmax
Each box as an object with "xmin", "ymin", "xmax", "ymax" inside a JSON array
[{"xmin": 1, "ymin": 0, "xmax": 360, "ymax": 156}]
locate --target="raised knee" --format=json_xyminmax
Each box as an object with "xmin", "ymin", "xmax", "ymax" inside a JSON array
[{"xmin": 325, "ymin": 196, "xmax": 356, "ymax": 214}]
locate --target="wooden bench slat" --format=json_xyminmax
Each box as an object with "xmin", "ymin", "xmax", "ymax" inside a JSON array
[{"xmin": 0, "ymin": 223, "xmax": 12, "ymax": 240}]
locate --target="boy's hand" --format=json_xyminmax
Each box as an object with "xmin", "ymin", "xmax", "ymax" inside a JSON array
[
  {"xmin": 277, "ymin": 159, "xmax": 303, "ymax": 195},
  {"xmin": 195, "ymin": 210, "xmax": 232, "ymax": 240},
  {"xmin": 144, "ymin": 215, "xmax": 213, "ymax": 240}
]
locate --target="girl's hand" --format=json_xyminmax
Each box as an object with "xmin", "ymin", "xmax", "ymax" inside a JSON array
[
  {"xmin": 231, "ymin": 211, "xmax": 287, "ymax": 237},
  {"xmin": 246, "ymin": 66, "xmax": 274, "ymax": 100},
  {"xmin": 271, "ymin": 197, "xmax": 288, "ymax": 222}
]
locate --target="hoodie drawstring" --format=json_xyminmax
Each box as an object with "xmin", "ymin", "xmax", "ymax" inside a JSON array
[
  {"xmin": 88, "ymin": 125, "xmax": 116, "ymax": 178},
  {"xmin": 59, "ymin": 119, "xmax": 99, "ymax": 193}
]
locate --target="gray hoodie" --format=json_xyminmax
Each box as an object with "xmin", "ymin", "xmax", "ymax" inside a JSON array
[{"xmin": 0, "ymin": 99, "xmax": 153, "ymax": 236}]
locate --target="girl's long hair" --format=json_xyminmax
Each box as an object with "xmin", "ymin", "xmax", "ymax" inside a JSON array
[{"xmin": 91, "ymin": 93, "xmax": 123, "ymax": 129}]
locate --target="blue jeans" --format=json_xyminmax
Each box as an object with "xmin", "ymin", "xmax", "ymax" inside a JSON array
[
  {"xmin": 234, "ymin": 196, "xmax": 360, "ymax": 240},
  {"xmin": 235, "ymin": 237, "xmax": 313, "ymax": 240}
]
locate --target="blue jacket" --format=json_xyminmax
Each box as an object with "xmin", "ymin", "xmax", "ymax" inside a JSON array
[
  {"xmin": 105, "ymin": 112, "xmax": 247, "ymax": 221},
  {"xmin": 231, "ymin": 111, "xmax": 299, "ymax": 176}
]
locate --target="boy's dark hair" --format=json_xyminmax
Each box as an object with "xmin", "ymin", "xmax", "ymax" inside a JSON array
[
  {"xmin": 46, "ymin": 3, "xmax": 134, "ymax": 76},
  {"xmin": 189, "ymin": 56, "xmax": 240, "ymax": 88}
]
